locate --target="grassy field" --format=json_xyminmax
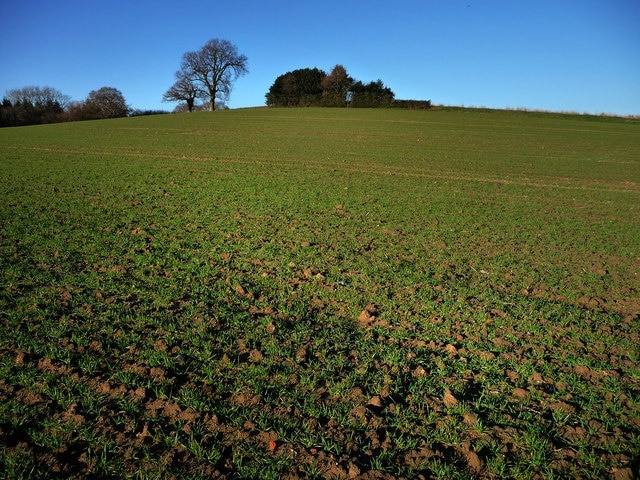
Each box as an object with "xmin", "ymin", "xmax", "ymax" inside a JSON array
[{"xmin": 0, "ymin": 107, "xmax": 639, "ymax": 479}]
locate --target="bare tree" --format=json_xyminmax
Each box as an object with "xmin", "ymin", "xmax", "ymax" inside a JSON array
[
  {"xmin": 85, "ymin": 87, "xmax": 130, "ymax": 118},
  {"xmin": 163, "ymin": 72, "xmax": 200, "ymax": 112},
  {"xmin": 5, "ymin": 86, "xmax": 71, "ymax": 110},
  {"xmin": 2, "ymin": 86, "xmax": 71, "ymax": 125},
  {"xmin": 180, "ymin": 38, "xmax": 248, "ymax": 111}
]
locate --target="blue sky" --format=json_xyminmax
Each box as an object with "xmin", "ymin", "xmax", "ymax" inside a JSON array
[{"xmin": 1, "ymin": 0, "xmax": 638, "ymax": 115}]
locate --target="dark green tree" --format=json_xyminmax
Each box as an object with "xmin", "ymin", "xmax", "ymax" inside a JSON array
[
  {"xmin": 266, "ymin": 67, "xmax": 396, "ymax": 108},
  {"xmin": 349, "ymin": 79, "xmax": 394, "ymax": 107},
  {"xmin": 266, "ymin": 68, "xmax": 326, "ymax": 107},
  {"xmin": 0, "ymin": 98, "xmax": 15, "ymax": 127}
]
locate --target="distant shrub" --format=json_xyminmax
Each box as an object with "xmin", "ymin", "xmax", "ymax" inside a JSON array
[
  {"xmin": 391, "ymin": 99, "xmax": 432, "ymax": 110},
  {"xmin": 129, "ymin": 109, "xmax": 171, "ymax": 117}
]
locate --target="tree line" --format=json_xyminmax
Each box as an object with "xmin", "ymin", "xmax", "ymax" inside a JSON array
[
  {"xmin": 0, "ymin": 86, "xmax": 136, "ymax": 127},
  {"xmin": 3, "ymin": 38, "xmax": 430, "ymax": 126},
  {"xmin": 265, "ymin": 65, "xmax": 392, "ymax": 108},
  {"xmin": 265, "ymin": 65, "xmax": 431, "ymax": 109},
  {"xmin": 2, "ymin": 36, "xmax": 247, "ymax": 127},
  {"xmin": 1, "ymin": 37, "xmax": 247, "ymax": 126}
]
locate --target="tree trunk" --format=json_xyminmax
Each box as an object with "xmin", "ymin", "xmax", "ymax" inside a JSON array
[{"xmin": 208, "ymin": 88, "xmax": 216, "ymax": 111}]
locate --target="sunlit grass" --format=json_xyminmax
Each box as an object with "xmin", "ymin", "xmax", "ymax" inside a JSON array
[{"xmin": 1, "ymin": 107, "xmax": 639, "ymax": 478}]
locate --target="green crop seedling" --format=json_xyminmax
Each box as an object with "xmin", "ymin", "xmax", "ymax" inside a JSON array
[{"xmin": 1, "ymin": 107, "xmax": 638, "ymax": 478}]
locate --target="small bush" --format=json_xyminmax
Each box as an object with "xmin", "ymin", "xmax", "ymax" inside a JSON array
[{"xmin": 391, "ymin": 99, "xmax": 432, "ymax": 110}]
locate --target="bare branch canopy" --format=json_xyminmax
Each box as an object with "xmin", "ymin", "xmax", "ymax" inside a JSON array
[{"xmin": 165, "ymin": 38, "xmax": 248, "ymax": 111}]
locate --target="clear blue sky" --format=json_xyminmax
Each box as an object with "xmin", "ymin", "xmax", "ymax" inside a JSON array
[{"xmin": 1, "ymin": 0, "xmax": 639, "ymax": 115}]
